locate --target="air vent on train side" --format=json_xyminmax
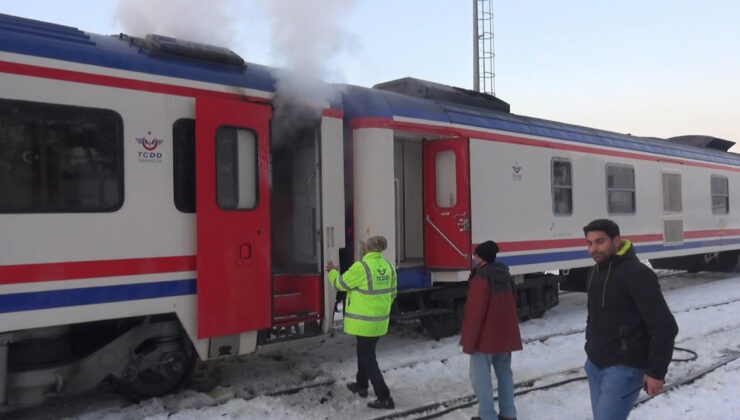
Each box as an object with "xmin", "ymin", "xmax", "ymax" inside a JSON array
[
  {"xmin": 373, "ymin": 77, "xmax": 510, "ymax": 113},
  {"xmin": 121, "ymin": 33, "xmax": 246, "ymax": 70},
  {"xmin": 667, "ymin": 135, "xmax": 735, "ymax": 152}
]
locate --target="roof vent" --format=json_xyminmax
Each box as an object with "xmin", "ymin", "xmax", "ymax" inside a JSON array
[
  {"xmin": 667, "ymin": 135, "xmax": 735, "ymax": 152},
  {"xmin": 0, "ymin": 13, "xmax": 93, "ymax": 45},
  {"xmin": 122, "ymin": 33, "xmax": 245, "ymax": 70},
  {"xmin": 373, "ymin": 77, "xmax": 509, "ymax": 113}
]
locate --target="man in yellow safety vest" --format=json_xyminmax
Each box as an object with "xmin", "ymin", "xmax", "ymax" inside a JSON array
[{"xmin": 326, "ymin": 235, "xmax": 397, "ymax": 409}]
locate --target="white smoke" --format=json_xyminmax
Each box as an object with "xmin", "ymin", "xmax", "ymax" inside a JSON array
[
  {"xmin": 265, "ymin": 0, "xmax": 357, "ymax": 108},
  {"xmin": 113, "ymin": 0, "xmax": 238, "ymax": 48}
]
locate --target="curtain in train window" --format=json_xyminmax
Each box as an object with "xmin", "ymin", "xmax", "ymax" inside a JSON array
[
  {"xmin": 606, "ymin": 164, "xmax": 635, "ymax": 213},
  {"xmin": 551, "ymin": 158, "xmax": 572, "ymax": 215},
  {"xmin": 0, "ymin": 99, "xmax": 123, "ymax": 213},
  {"xmin": 661, "ymin": 173, "xmax": 682, "ymax": 212},
  {"xmin": 710, "ymin": 175, "xmax": 729, "ymax": 214},
  {"xmin": 435, "ymin": 150, "xmax": 457, "ymax": 208},
  {"xmin": 216, "ymin": 126, "xmax": 257, "ymax": 210}
]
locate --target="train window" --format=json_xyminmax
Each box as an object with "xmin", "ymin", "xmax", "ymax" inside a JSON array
[
  {"xmin": 710, "ymin": 175, "xmax": 729, "ymax": 214},
  {"xmin": 661, "ymin": 173, "xmax": 682, "ymax": 212},
  {"xmin": 173, "ymin": 118, "xmax": 195, "ymax": 213},
  {"xmin": 0, "ymin": 98, "xmax": 123, "ymax": 213},
  {"xmin": 551, "ymin": 158, "xmax": 572, "ymax": 215},
  {"xmin": 216, "ymin": 126, "xmax": 257, "ymax": 210},
  {"xmin": 606, "ymin": 164, "xmax": 635, "ymax": 213},
  {"xmin": 435, "ymin": 151, "xmax": 457, "ymax": 208}
]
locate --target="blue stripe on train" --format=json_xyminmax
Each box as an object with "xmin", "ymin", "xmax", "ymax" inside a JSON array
[
  {"xmin": 498, "ymin": 238, "xmax": 740, "ymax": 266},
  {"xmin": 3, "ymin": 237, "xmax": 739, "ymax": 311},
  {"xmin": 0, "ymin": 279, "xmax": 196, "ymax": 313}
]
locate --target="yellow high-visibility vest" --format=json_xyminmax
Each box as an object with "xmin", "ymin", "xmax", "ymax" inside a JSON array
[{"xmin": 328, "ymin": 252, "xmax": 397, "ymax": 337}]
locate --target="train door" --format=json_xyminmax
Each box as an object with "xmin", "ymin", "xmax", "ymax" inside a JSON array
[
  {"xmin": 195, "ymin": 97, "xmax": 271, "ymax": 338},
  {"xmin": 422, "ymin": 137, "xmax": 471, "ymax": 269}
]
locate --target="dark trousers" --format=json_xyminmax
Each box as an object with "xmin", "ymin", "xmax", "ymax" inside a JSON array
[{"xmin": 355, "ymin": 336, "xmax": 390, "ymax": 399}]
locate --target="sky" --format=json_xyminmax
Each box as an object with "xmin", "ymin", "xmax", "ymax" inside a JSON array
[{"xmin": 2, "ymin": 0, "xmax": 739, "ymax": 153}]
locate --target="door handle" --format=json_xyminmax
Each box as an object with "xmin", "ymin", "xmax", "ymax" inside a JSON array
[{"xmin": 240, "ymin": 243, "xmax": 252, "ymax": 259}]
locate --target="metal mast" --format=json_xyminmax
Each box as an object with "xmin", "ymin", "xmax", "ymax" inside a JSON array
[{"xmin": 473, "ymin": 0, "xmax": 495, "ymax": 95}]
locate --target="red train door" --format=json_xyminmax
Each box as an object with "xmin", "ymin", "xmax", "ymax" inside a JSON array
[
  {"xmin": 196, "ymin": 97, "xmax": 271, "ymax": 338},
  {"xmin": 423, "ymin": 137, "xmax": 471, "ymax": 269}
]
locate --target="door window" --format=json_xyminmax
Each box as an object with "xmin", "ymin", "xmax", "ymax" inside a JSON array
[
  {"xmin": 435, "ymin": 150, "xmax": 457, "ymax": 208},
  {"xmin": 216, "ymin": 127, "xmax": 257, "ymax": 210}
]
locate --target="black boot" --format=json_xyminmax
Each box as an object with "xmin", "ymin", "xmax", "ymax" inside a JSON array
[
  {"xmin": 346, "ymin": 382, "xmax": 368, "ymax": 398},
  {"xmin": 498, "ymin": 415, "xmax": 517, "ymax": 420},
  {"xmin": 367, "ymin": 397, "xmax": 395, "ymax": 409}
]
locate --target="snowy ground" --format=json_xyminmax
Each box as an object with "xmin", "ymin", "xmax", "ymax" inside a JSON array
[{"xmin": 7, "ymin": 271, "xmax": 740, "ymax": 420}]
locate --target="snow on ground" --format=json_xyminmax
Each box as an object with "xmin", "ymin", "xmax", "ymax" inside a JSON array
[{"xmin": 8, "ymin": 272, "xmax": 740, "ymax": 420}]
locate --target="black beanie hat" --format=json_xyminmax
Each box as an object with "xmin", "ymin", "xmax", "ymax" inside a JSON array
[{"xmin": 475, "ymin": 240, "xmax": 499, "ymax": 263}]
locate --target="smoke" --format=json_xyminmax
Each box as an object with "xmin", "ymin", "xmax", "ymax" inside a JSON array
[
  {"xmin": 264, "ymin": 0, "xmax": 358, "ymax": 142},
  {"xmin": 113, "ymin": 0, "xmax": 238, "ymax": 48},
  {"xmin": 114, "ymin": 0, "xmax": 357, "ymax": 143}
]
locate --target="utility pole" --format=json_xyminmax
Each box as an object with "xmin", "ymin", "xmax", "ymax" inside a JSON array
[{"xmin": 473, "ymin": 0, "xmax": 495, "ymax": 95}]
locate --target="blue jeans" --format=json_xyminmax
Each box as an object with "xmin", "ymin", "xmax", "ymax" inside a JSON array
[
  {"xmin": 469, "ymin": 352, "xmax": 516, "ymax": 420},
  {"xmin": 585, "ymin": 359, "xmax": 645, "ymax": 420}
]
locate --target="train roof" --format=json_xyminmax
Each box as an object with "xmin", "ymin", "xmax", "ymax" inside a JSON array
[
  {"xmin": 2, "ymin": 13, "xmax": 738, "ymax": 169},
  {"xmin": 339, "ymin": 83, "xmax": 740, "ymax": 168},
  {"xmin": 0, "ymin": 13, "xmax": 277, "ymax": 93}
]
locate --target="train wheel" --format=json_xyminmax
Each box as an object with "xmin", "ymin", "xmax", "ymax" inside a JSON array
[{"xmin": 114, "ymin": 334, "xmax": 196, "ymax": 401}]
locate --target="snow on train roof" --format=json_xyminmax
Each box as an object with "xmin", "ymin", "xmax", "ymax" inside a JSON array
[
  {"xmin": 339, "ymin": 83, "xmax": 740, "ymax": 168},
  {"xmin": 0, "ymin": 13, "xmax": 277, "ymax": 93}
]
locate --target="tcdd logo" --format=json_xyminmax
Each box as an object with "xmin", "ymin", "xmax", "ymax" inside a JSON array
[{"xmin": 136, "ymin": 132, "xmax": 164, "ymax": 161}]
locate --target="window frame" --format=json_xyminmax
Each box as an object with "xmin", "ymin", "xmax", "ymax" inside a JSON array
[
  {"xmin": 434, "ymin": 150, "xmax": 457, "ymax": 209},
  {"xmin": 215, "ymin": 125, "xmax": 259, "ymax": 211},
  {"xmin": 710, "ymin": 175, "xmax": 729, "ymax": 214},
  {"xmin": 0, "ymin": 98, "xmax": 124, "ymax": 214},
  {"xmin": 661, "ymin": 172, "xmax": 683, "ymax": 213},
  {"xmin": 605, "ymin": 163, "xmax": 636, "ymax": 214},
  {"xmin": 551, "ymin": 157, "xmax": 573, "ymax": 216}
]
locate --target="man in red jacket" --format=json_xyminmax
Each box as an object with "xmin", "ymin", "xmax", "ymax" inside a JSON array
[{"xmin": 460, "ymin": 241, "xmax": 523, "ymax": 420}]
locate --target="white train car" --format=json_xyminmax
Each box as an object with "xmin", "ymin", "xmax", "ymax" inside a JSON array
[
  {"xmin": 0, "ymin": 14, "xmax": 345, "ymax": 405},
  {"xmin": 339, "ymin": 78, "xmax": 740, "ymax": 329}
]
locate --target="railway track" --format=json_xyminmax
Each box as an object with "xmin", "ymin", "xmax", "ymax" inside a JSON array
[
  {"xmin": 368, "ymin": 348, "xmax": 740, "ymax": 420},
  {"xmin": 177, "ymin": 306, "xmax": 740, "ymax": 419},
  {"xmin": 5, "ymin": 285, "xmax": 739, "ymax": 419}
]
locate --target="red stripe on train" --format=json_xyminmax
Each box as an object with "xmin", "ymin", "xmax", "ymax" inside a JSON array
[
  {"xmin": 1, "ymin": 60, "xmax": 341, "ymax": 124},
  {"xmin": 1, "ymin": 230, "xmax": 738, "ymax": 285},
  {"xmin": 350, "ymin": 118, "xmax": 740, "ymax": 173},
  {"xmin": 497, "ymin": 234, "xmax": 664, "ymax": 253},
  {"xmin": 0, "ymin": 256, "xmax": 196, "ymax": 285}
]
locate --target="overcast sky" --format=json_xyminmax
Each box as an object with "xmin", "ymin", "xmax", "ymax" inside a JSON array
[{"xmin": 2, "ymin": 0, "xmax": 739, "ymax": 153}]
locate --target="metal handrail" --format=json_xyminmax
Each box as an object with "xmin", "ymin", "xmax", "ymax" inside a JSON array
[{"xmin": 425, "ymin": 214, "xmax": 467, "ymax": 259}]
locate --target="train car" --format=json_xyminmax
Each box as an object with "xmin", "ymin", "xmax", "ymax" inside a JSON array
[
  {"xmin": 0, "ymin": 13, "xmax": 345, "ymax": 405},
  {"xmin": 337, "ymin": 77, "xmax": 740, "ymax": 335},
  {"xmin": 1, "ymin": 13, "xmax": 739, "ymax": 407}
]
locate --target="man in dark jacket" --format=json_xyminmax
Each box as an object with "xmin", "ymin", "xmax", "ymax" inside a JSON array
[
  {"xmin": 460, "ymin": 240, "xmax": 522, "ymax": 420},
  {"xmin": 583, "ymin": 219, "xmax": 678, "ymax": 420}
]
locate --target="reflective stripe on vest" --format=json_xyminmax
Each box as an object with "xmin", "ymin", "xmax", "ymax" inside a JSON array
[
  {"xmin": 334, "ymin": 274, "xmax": 352, "ymax": 291},
  {"xmin": 345, "ymin": 312, "xmax": 391, "ymax": 321},
  {"xmin": 358, "ymin": 261, "xmax": 395, "ymax": 295}
]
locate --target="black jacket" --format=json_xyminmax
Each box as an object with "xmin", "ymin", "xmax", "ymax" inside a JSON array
[{"xmin": 585, "ymin": 240, "xmax": 679, "ymax": 380}]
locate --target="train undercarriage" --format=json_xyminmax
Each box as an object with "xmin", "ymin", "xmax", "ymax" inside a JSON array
[
  {"xmin": 389, "ymin": 272, "xmax": 560, "ymax": 339},
  {"xmin": 0, "ymin": 315, "xmax": 195, "ymax": 406}
]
